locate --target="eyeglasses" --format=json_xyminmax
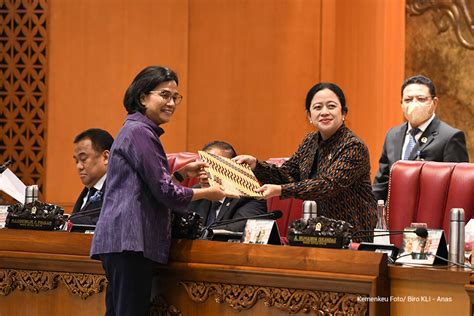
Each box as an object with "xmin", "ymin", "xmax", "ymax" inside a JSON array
[
  {"xmin": 149, "ymin": 90, "xmax": 183, "ymax": 105},
  {"xmin": 402, "ymin": 95, "xmax": 433, "ymax": 104}
]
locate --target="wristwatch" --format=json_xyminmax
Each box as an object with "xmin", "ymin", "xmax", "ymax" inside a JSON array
[{"xmin": 173, "ymin": 171, "xmax": 185, "ymax": 183}]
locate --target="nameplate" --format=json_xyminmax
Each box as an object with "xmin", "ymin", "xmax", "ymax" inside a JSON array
[
  {"xmin": 288, "ymin": 233, "xmax": 343, "ymax": 248},
  {"xmin": 6, "ymin": 217, "xmax": 57, "ymax": 230},
  {"xmin": 396, "ymin": 228, "xmax": 447, "ymax": 265},
  {"xmin": 242, "ymin": 219, "xmax": 280, "ymax": 245},
  {"xmin": 0, "ymin": 205, "xmax": 8, "ymax": 228}
]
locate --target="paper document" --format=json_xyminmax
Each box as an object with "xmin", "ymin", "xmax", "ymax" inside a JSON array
[{"xmin": 0, "ymin": 168, "xmax": 26, "ymax": 203}]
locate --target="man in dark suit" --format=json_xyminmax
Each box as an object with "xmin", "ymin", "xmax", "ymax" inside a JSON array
[
  {"xmin": 188, "ymin": 141, "xmax": 267, "ymax": 232},
  {"xmin": 70, "ymin": 128, "xmax": 114, "ymax": 226},
  {"xmin": 373, "ymin": 75, "xmax": 469, "ymax": 202}
]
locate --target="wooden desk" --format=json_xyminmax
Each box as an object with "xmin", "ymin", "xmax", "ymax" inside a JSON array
[
  {"xmin": 0, "ymin": 229, "xmax": 388, "ymax": 315},
  {"xmin": 390, "ymin": 264, "xmax": 472, "ymax": 315},
  {"xmin": 155, "ymin": 239, "xmax": 389, "ymax": 315},
  {"xmin": 0, "ymin": 229, "xmax": 105, "ymax": 315},
  {"xmin": 0, "ymin": 229, "xmax": 471, "ymax": 315}
]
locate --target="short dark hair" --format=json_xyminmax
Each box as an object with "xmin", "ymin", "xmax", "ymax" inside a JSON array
[
  {"xmin": 401, "ymin": 75, "xmax": 436, "ymax": 97},
  {"xmin": 123, "ymin": 66, "xmax": 179, "ymax": 114},
  {"xmin": 74, "ymin": 128, "xmax": 114, "ymax": 153},
  {"xmin": 202, "ymin": 141, "xmax": 237, "ymax": 158},
  {"xmin": 305, "ymin": 82, "xmax": 347, "ymax": 115}
]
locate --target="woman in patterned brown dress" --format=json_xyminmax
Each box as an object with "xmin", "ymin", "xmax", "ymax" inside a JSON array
[{"xmin": 235, "ymin": 82, "xmax": 377, "ymax": 235}]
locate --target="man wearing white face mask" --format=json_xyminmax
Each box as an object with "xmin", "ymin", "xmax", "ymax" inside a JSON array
[{"xmin": 373, "ymin": 75, "xmax": 469, "ymax": 202}]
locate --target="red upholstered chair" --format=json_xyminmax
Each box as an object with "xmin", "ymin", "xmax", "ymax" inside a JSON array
[
  {"xmin": 166, "ymin": 152, "xmax": 200, "ymax": 187},
  {"xmin": 387, "ymin": 160, "xmax": 474, "ymax": 247},
  {"xmin": 265, "ymin": 158, "xmax": 303, "ymax": 241}
]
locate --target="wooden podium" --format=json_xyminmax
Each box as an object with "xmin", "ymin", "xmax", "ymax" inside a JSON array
[
  {"xmin": 1, "ymin": 228, "xmax": 470, "ymax": 315},
  {"xmin": 0, "ymin": 229, "xmax": 389, "ymax": 315},
  {"xmin": 154, "ymin": 239, "xmax": 389, "ymax": 315}
]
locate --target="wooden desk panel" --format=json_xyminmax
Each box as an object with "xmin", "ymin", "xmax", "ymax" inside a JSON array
[
  {"xmin": 0, "ymin": 229, "xmax": 389, "ymax": 315},
  {"xmin": 390, "ymin": 265, "xmax": 472, "ymax": 316},
  {"xmin": 0, "ymin": 229, "xmax": 106, "ymax": 316},
  {"xmin": 154, "ymin": 239, "xmax": 390, "ymax": 315},
  {"xmin": 1, "ymin": 229, "xmax": 471, "ymax": 315}
]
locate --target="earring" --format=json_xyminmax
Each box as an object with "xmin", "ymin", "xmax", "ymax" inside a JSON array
[{"xmin": 309, "ymin": 120, "xmax": 313, "ymax": 124}]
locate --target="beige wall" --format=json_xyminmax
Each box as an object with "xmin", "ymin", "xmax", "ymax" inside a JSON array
[{"xmin": 45, "ymin": 0, "xmax": 405, "ymax": 209}]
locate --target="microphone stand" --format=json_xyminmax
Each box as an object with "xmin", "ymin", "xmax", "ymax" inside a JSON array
[
  {"xmin": 68, "ymin": 207, "xmax": 101, "ymax": 220},
  {"xmin": 0, "ymin": 159, "xmax": 12, "ymax": 174},
  {"xmin": 200, "ymin": 211, "xmax": 281, "ymax": 240},
  {"xmin": 393, "ymin": 252, "xmax": 472, "ymax": 269},
  {"xmin": 352, "ymin": 228, "xmax": 428, "ymax": 241}
]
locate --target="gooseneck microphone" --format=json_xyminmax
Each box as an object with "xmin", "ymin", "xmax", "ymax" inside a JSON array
[
  {"xmin": 352, "ymin": 227, "xmax": 428, "ymax": 240},
  {"xmin": 210, "ymin": 210, "xmax": 282, "ymax": 228},
  {"xmin": 68, "ymin": 207, "xmax": 102, "ymax": 220},
  {"xmin": 200, "ymin": 210, "xmax": 283, "ymax": 239},
  {"xmin": 0, "ymin": 159, "xmax": 12, "ymax": 173}
]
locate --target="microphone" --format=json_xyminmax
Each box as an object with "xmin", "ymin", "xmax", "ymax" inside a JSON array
[
  {"xmin": 210, "ymin": 210, "xmax": 283, "ymax": 228},
  {"xmin": 68, "ymin": 207, "xmax": 101, "ymax": 220},
  {"xmin": 0, "ymin": 159, "xmax": 12, "ymax": 173},
  {"xmin": 200, "ymin": 210, "xmax": 283, "ymax": 239},
  {"xmin": 393, "ymin": 251, "xmax": 473, "ymax": 269},
  {"xmin": 352, "ymin": 227, "xmax": 428, "ymax": 240}
]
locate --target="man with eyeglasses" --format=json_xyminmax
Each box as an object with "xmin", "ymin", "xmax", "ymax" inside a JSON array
[{"xmin": 373, "ymin": 75, "xmax": 469, "ymax": 202}]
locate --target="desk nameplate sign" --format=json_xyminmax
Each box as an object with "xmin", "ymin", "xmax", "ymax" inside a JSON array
[
  {"xmin": 397, "ymin": 228, "xmax": 448, "ymax": 265},
  {"xmin": 242, "ymin": 219, "xmax": 280, "ymax": 245}
]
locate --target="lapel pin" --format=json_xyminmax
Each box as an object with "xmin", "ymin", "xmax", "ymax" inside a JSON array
[
  {"xmin": 421, "ymin": 137, "xmax": 427, "ymax": 144},
  {"xmin": 226, "ymin": 202, "xmax": 230, "ymax": 207}
]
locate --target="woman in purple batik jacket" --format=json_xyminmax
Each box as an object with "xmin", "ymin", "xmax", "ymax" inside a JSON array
[{"xmin": 90, "ymin": 66, "xmax": 226, "ymax": 316}]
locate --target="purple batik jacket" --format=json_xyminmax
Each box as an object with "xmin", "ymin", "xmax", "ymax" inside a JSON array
[{"xmin": 90, "ymin": 112, "xmax": 193, "ymax": 264}]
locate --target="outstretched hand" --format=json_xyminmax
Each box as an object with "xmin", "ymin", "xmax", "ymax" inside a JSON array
[
  {"xmin": 232, "ymin": 155, "xmax": 257, "ymax": 170},
  {"xmin": 179, "ymin": 161, "xmax": 208, "ymax": 179},
  {"xmin": 256, "ymin": 184, "xmax": 282, "ymax": 199}
]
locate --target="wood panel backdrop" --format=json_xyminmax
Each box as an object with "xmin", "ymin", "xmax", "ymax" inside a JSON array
[{"xmin": 0, "ymin": 0, "xmax": 405, "ymax": 210}]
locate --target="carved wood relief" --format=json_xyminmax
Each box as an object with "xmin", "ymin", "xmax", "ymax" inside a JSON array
[
  {"xmin": 407, "ymin": 0, "xmax": 474, "ymax": 49},
  {"xmin": 0, "ymin": 269, "xmax": 107, "ymax": 299},
  {"xmin": 180, "ymin": 281, "xmax": 368, "ymax": 315},
  {"xmin": 150, "ymin": 295, "xmax": 182, "ymax": 316},
  {"xmin": 0, "ymin": 0, "xmax": 48, "ymax": 198}
]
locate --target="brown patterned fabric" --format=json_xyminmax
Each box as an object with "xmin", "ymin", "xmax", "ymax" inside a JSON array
[{"xmin": 254, "ymin": 125, "xmax": 377, "ymax": 237}]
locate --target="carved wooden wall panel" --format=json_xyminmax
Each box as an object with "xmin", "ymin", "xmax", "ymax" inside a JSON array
[
  {"xmin": 0, "ymin": 0, "xmax": 48, "ymax": 198},
  {"xmin": 180, "ymin": 281, "xmax": 368, "ymax": 315},
  {"xmin": 407, "ymin": 0, "xmax": 474, "ymax": 49},
  {"xmin": 0, "ymin": 268, "xmax": 107, "ymax": 299},
  {"xmin": 406, "ymin": 0, "xmax": 474, "ymax": 161}
]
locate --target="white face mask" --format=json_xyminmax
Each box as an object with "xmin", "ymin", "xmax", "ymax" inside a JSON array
[{"xmin": 403, "ymin": 103, "xmax": 433, "ymax": 127}]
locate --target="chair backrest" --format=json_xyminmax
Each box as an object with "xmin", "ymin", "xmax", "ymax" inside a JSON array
[
  {"xmin": 166, "ymin": 153, "xmax": 303, "ymax": 238},
  {"xmin": 387, "ymin": 160, "xmax": 474, "ymax": 246},
  {"xmin": 265, "ymin": 158, "xmax": 303, "ymax": 239},
  {"xmin": 166, "ymin": 152, "xmax": 200, "ymax": 187}
]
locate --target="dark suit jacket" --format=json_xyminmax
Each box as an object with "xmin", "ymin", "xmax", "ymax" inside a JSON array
[
  {"xmin": 188, "ymin": 197, "xmax": 267, "ymax": 232},
  {"xmin": 253, "ymin": 125, "xmax": 377, "ymax": 237},
  {"xmin": 373, "ymin": 117, "xmax": 469, "ymax": 202},
  {"xmin": 70, "ymin": 184, "xmax": 105, "ymax": 226}
]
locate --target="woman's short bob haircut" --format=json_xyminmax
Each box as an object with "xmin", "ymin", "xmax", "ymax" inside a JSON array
[
  {"xmin": 305, "ymin": 82, "xmax": 348, "ymax": 115},
  {"xmin": 123, "ymin": 66, "xmax": 179, "ymax": 114}
]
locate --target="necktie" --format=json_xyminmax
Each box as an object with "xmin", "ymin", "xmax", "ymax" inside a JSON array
[
  {"xmin": 206, "ymin": 201, "xmax": 222, "ymax": 226},
  {"xmin": 403, "ymin": 128, "xmax": 420, "ymax": 160},
  {"xmin": 86, "ymin": 187, "xmax": 98, "ymax": 204}
]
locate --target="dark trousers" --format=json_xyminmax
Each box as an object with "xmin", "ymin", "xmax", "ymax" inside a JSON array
[{"xmin": 100, "ymin": 251, "xmax": 154, "ymax": 316}]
